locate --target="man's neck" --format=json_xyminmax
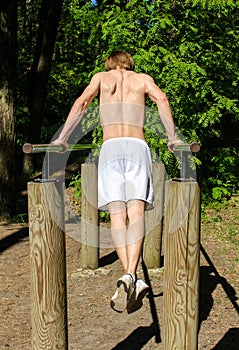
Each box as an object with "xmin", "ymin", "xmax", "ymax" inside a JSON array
[{"xmin": 115, "ymin": 66, "xmax": 127, "ymax": 72}]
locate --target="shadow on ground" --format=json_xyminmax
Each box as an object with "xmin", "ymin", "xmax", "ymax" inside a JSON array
[
  {"xmin": 199, "ymin": 244, "xmax": 239, "ymax": 328},
  {"xmin": 111, "ymin": 323, "xmax": 159, "ymax": 350},
  {"xmin": 212, "ymin": 328, "xmax": 239, "ymax": 350},
  {"xmin": 0, "ymin": 226, "xmax": 28, "ymax": 254}
]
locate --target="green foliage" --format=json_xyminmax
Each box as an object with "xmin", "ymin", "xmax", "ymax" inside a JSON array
[
  {"xmin": 69, "ymin": 169, "xmax": 110, "ymax": 222},
  {"xmin": 69, "ymin": 174, "xmax": 82, "ymax": 204},
  {"xmin": 99, "ymin": 211, "xmax": 110, "ymax": 223},
  {"xmin": 91, "ymin": 126, "xmax": 103, "ymax": 160},
  {"xmin": 16, "ymin": 0, "xmax": 239, "ymax": 203},
  {"xmin": 200, "ymin": 148, "xmax": 239, "ymax": 202},
  {"xmin": 11, "ymin": 213, "xmax": 28, "ymax": 224}
]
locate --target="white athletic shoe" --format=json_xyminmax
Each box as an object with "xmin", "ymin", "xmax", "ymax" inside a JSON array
[
  {"xmin": 127, "ymin": 278, "xmax": 150, "ymax": 314},
  {"xmin": 110, "ymin": 274, "xmax": 135, "ymax": 313}
]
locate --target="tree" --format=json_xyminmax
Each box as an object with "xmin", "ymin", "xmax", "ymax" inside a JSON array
[
  {"xmin": 19, "ymin": 0, "xmax": 63, "ymax": 176},
  {"xmin": 0, "ymin": 0, "xmax": 17, "ymax": 220},
  {"xmin": 28, "ymin": 0, "xmax": 63, "ymax": 144}
]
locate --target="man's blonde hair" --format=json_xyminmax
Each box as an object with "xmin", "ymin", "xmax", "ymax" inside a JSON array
[{"xmin": 105, "ymin": 51, "xmax": 134, "ymax": 71}]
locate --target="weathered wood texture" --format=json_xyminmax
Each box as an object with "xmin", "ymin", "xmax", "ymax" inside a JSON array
[
  {"xmin": 163, "ymin": 180, "xmax": 200, "ymax": 350},
  {"xmin": 28, "ymin": 181, "xmax": 68, "ymax": 349},
  {"xmin": 80, "ymin": 163, "xmax": 99, "ymax": 269},
  {"xmin": 143, "ymin": 162, "xmax": 166, "ymax": 268}
]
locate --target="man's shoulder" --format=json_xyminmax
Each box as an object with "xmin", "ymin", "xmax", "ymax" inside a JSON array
[
  {"xmin": 89, "ymin": 71, "xmax": 107, "ymax": 85},
  {"xmin": 138, "ymin": 72, "xmax": 153, "ymax": 79},
  {"xmin": 92, "ymin": 71, "xmax": 105, "ymax": 78},
  {"xmin": 92, "ymin": 70, "xmax": 154, "ymax": 83},
  {"xmin": 92, "ymin": 71, "xmax": 115, "ymax": 80},
  {"xmin": 132, "ymin": 72, "xmax": 153, "ymax": 81}
]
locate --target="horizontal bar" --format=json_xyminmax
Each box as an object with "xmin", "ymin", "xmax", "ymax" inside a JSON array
[
  {"xmin": 173, "ymin": 142, "xmax": 200, "ymax": 153},
  {"xmin": 23, "ymin": 141, "xmax": 200, "ymax": 154},
  {"xmin": 22, "ymin": 143, "xmax": 96, "ymax": 154}
]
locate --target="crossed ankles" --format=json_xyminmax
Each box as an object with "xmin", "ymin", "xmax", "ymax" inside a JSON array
[
  {"xmin": 110, "ymin": 273, "xmax": 135, "ymax": 313},
  {"xmin": 110, "ymin": 274, "xmax": 149, "ymax": 313},
  {"xmin": 127, "ymin": 278, "xmax": 150, "ymax": 314}
]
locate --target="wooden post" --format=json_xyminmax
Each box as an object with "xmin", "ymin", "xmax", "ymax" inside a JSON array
[
  {"xmin": 80, "ymin": 163, "xmax": 99, "ymax": 269},
  {"xmin": 28, "ymin": 180, "xmax": 68, "ymax": 350},
  {"xmin": 143, "ymin": 162, "xmax": 166, "ymax": 268},
  {"xmin": 163, "ymin": 180, "xmax": 200, "ymax": 350}
]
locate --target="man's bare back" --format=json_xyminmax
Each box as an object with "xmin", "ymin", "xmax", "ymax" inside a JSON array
[
  {"xmin": 53, "ymin": 63, "xmax": 180, "ymax": 148},
  {"xmin": 97, "ymin": 69, "xmax": 147, "ymax": 141}
]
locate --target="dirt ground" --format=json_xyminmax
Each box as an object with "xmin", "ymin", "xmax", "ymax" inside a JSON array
[{"xmin": 0, "ymin": 192, "xmax": 239, "ymax": 349}]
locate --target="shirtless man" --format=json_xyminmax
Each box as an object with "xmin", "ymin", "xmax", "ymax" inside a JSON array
[{"xmin": 52, "ymin": 51, "xmax": 181, "ymax": 313}]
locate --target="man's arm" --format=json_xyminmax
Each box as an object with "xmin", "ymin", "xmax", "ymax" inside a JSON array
[
  {"xmin": 52, "ymin": 73, "xmax": 101, "ymax": 148},
  {"xmin": 145, "ymin": 75, "xmax": 182, "ymax": 149}
]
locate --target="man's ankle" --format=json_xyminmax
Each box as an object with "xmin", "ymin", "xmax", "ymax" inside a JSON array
[{"xmin": 126, "ymin": 272, "xmax": 136, "ymax": 283}]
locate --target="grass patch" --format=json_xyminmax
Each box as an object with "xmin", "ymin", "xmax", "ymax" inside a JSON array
[{"xmin": 201, "ymin": 193, "xmax": 239, "ymax": 248}]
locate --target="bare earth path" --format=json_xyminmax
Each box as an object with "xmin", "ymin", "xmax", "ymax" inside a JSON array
[{"xmin": 0, "ymin": 196, "xmax": 239, "ymax": 349}]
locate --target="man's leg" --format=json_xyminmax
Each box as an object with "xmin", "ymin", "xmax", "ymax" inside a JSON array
[
  {"xmin": 126, "ymin": 200, "xmax": 145, "ymax": 280},
  {"xmin": 109, "ymin": 200, "xmax": 146, "ymax": 313},
  {"xmin": 125, "ymin": 200, "xmax": 150, "ymax": 314},
  {"xmin": 109, "ymin": 200, "xmax": 145, "ymax": 277},
  {"xmin": 108, "ymin": 201, "xmax": 128, "ymax": 272},
  {"xmin": 109, "ymin": 201, "xmax": 135, "ymax": 312}
]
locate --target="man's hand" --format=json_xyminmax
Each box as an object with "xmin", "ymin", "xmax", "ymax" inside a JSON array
[
  {"xmin": 51, "ymin": 140, "xmax": 68, "ymax": 153},
  {"xmin": 168, "ymin": 139, "xmax": 185, "ymax": 153}
]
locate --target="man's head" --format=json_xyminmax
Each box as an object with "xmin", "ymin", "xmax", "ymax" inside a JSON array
[{"xmin": 105, "ymin": 51, "xmax": 134, "ymax": 71}]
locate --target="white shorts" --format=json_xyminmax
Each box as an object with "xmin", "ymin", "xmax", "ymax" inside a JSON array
[{"xmin": 98, "ymin": 137, "xmax": 154, "ymax": 211}]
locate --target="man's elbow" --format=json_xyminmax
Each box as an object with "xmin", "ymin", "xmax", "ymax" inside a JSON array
[
  {"xmin": 156, "ymin": 93, "xmax": 170, "ymax": 107},
  {"xmin": 69, "ymin": 98, "xmax": 85, "ymax": 118},
  {"xmin": 74, "ymin": 97, "xmax": 85, "ymax": 110}
]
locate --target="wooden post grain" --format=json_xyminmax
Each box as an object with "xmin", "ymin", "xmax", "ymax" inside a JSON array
[
  {"xmin": 80, "ymin": 163, "xmax": 99, "ymax": 269},
  {"xmin": 143, "ymin": 162, "xmax": 166, "ymax": 268},
  {"xmin": 28, "ymin": 180, "xmax": 68, "ymax": 350},
  {"xmin": 163, "ymin": 180, "xmax": 200, "ymax": 350}
]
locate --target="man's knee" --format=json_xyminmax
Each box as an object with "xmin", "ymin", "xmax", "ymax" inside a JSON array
[
  {"xmin": 109, "ymin": 201, "xmax": 127, "ymax": 226},
  {"xmin": 127, "ymin": 200, "xmax": 145, "ymax": 225}
]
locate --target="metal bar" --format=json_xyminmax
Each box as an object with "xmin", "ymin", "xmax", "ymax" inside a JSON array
[
  {"xmin": 23, "ymin": 142, "xmax": 200, "ymax": 154},
  {"xmin": 42, "ymin": 152, "xmax": 50, "ymax": 181},
  {"xmin": 173, "ymin": 142, "xmax": 200, "ymax": 153},
  {"xmin": 172, "ymin": 142, "xmax": 200, "ymax": 181},
  {"xmin": 22, "ymin": 143, "xmax": 95, "ymax": 154}
]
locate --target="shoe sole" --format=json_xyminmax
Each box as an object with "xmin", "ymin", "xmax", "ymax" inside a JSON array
[
  {"xmin": 127, "ymin": 286, "xmax": 149, "ymax": 314},
  {"xmin": 110, "ymin": 280, "xmax": 129, "ymax": 313}
]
